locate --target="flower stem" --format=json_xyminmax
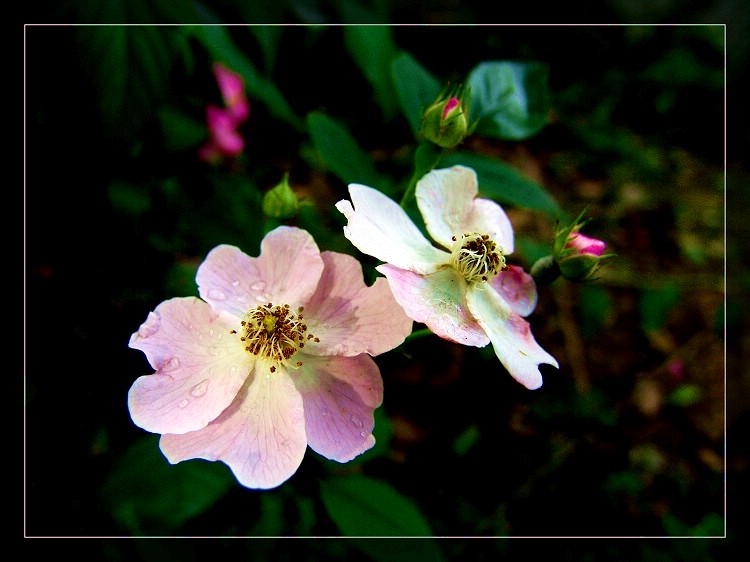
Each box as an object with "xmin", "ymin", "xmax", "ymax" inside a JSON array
[
  {"xmin": 403, "ymin": 327, "xmax": 434, "ymax": 344},
  {"xmin": 400, "ymin": 141, "xmax": 443, "ymax": 208}
]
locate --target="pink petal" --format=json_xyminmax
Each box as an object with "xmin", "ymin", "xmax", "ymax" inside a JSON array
[
  {"xmin": 213, "ymin": 126, "xmax": 244, "ymax": 156},
  {"xmin": 293, "ymin": 354, "xmax": 382, "ymax": 462},
  {"xmin": 335, "ymin": 184, "xmax": 449, "ymax": 274},
  {"xmin": 160, "ymin": 362, "xmax": 307, "ymax": 490},
  {"xmin": 376, "ymin": 264, "xmax": 489, "ymax": 347},
  {"xmin": 197, "ymin": 227, "xmax": 324, "ymax": 318},
  {"xmin": 466, "ymin": 285, "xmax": 558, "ymax": 390},
  {"xmin": 416, "ymin": 166, "xmax": 480, "ymax": 250},
  {"xmin": 489, "ymin": 265, "xmax": 538, "ymax": 317},
  {"xmin": 227, "ymin": 99, "xmax": 250, "ymax": 124},
  {"xmin": 128, "ymin": 297, "xmax": 252, "ymax": 434},
  {"xmin": 303, "ymin": 251, "xmax": 412, "ymax": 357},
  {"xmin": 213, "ymin": 63, "xmax": 247, "ymax": 114},
  {"xmin": 566, "ymin": 233, "xmax": 606, "ymax": 256},
  {"xmin": 206, "ymin": 105, "xmax": 236, "ymax": 134},
  {"xmin": 464, "ymin": 197, "xmax": 515, "ymax": 255}
]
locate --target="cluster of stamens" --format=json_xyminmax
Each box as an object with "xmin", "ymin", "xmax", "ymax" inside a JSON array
[
  {"xmin": 450, "ymin": 233, "xmax": 507, "ymax": 284},
  {"xmin": 231, "ymin": 303, "xmax": 319, "ymax": 367}
]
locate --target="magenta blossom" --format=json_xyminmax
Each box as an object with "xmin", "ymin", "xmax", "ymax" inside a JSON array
[
  {"xmin": 198, "ymin": 63, "xmax": 250, "ymax": 164},
  {"xmin": 336, "ymin": 165, "xmax": 558, "ymax": 390},
  {"xmin": 213, "ymin": 62, "xmax": 250, "ymax": 123},
  {"xmin": 565, "ymin": 232, "xmax": 606, "ymax": 256},
  {"xmin": 128, "ymin": 226, "xmax": 412, "ymax": 489}
]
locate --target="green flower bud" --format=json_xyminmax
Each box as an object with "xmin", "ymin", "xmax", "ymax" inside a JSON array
[
  {"xmin": 420, "ymin": 85, "xmax": 471, "ymax": 148},
  {"xmin": 262, "ymin": 173, "xmax": 299, "ymax": 220}
]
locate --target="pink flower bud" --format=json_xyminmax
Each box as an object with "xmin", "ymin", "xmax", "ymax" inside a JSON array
[{"xmin": 564, "ymin": 232, "xmax": 606, "ymax": 257}]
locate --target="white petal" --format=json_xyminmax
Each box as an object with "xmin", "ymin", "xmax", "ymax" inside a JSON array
[
  {"xmin": 466, "ymin": 285, "xmax": 558, "ymax": 390},
  {"xmin": 464, "ymin": 198, "xmax": 514, "ymax": 255},
  {"xmin": 415, "ymin": 166, "xmax": 478, "ymax": 250},
  {"xmin": 336, "ymin": 184, "xmax": 448, "ymax": 274}
]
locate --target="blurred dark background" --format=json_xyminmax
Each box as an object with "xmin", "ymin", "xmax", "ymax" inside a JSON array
[{"xmin": 23, "ymin": 1, "xmax": 745, "ymax": 560}]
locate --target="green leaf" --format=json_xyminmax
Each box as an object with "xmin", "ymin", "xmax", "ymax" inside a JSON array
[
  {"xmin": 306, "ymin": 111, "xmax": 393, "ymax": 193},
  {"xmin": 467, "ymin": 61, "xmax": 551, "ymax": 140},
  {"xmin": 107, "ymin": 180, "xmax": 152, "ymax": 216},
  {"xmin": 100, "ymin": 436, "xmax": 234, "ymax": 534},
  {"xmin": 320, "ymin": 474, "xmax": 435, "ymax": 537},
  {"xmin": 441, "ymin": 151, "xmax": 563, "ymax": 219},
  {"xmin": 344, "ymin": 26, "xmax": 400, "ymax": 121},
  {"xmin": 158, "ymin": 107, "xmax": 207, "ymax": 152},
  {"xmin": 577, "ymin": 284, "xmax": 613, "ymax": 340},
  {"xmin": 184, "ymin": 26, "xmax": 304, "ymax": 131},
  {"xmin": 75, "ymin": 22, "xmax": 188, "ymax": 142},
  {"xmin": 391, "ymin": 52, "xmax": 442, "ymax": 137}
]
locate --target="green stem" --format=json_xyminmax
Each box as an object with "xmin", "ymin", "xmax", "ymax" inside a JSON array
[
  {"xmin": 400, "ymin": 141, "xmax": 443, "ymax": 209},
  {"xmin": 403, "ymin": 327, "xmax": 434, "ymax": 344}
]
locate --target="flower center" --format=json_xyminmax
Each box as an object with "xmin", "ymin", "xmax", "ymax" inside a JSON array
[
  {"xmin": 233, "ymin": 303, "xmax": 319, "ymax": 367},
  {"xmin": 450, "ymin": 233, "xmax": 507, "ymax": 284}
]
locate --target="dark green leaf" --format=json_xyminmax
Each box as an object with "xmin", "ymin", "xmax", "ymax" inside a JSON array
[
  {"xmin": 158, "ymin": 107, "xmax": 207, "ymax": 152},
  {"xmin": 344, "ymin": 26, "xmax": 400, "ymax": 120},
  {"xmin": 100, "ymin": 436, "xmax": 234, "ymax": 534},
  {"xmin": 442, "ymin": 151, "xmax": 563, "ymax": 219},
  {"xmin": 577, "ymin": 284, "xmax": 613, "ymax": 340},
  {"xmin": 184, "ymin": 26, "xmax": 304, "ymax": 131},
  {"xmin": 391, "ymin": 52, "xmax": 442, "ymax": 137},
  {"xmin": 306, "ymin": 111, "xmax": 393, "ymax": 193},
  {"xmin": 467, "ymin": 61, "xmax": 551, "ymax": 140},
  {"xmin": 320, "ymin": 474, "xmax": 435, "ymax": 537}
]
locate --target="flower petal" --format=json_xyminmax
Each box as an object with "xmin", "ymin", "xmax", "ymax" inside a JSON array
[
  {"xmin": 466, "ymin": 285, "xmax": 558, "ymax": 390},
  {"xmin": 336, "ymin": 184, "xmax": 448, "ymax": 274},
  {"xmin": 464, "ymin": 197, "xmax": 515, "ymax": 255},
  {"xmin": 376, "ymin": 264, "xmax": 489, "ymax": 347},
  {"xmin": 416, "ymin": 165, "xmax": 478, "ymax": 250},
  {"xmin": 197, "ymin": 227, "xmax": 324, "ymax": 317},
  {"xmin": 160, "ymin": 362, "xmax": 307, "ymax": 490},
  {"xmin": 489, "ymin": 265, "xmax": 538, "ymax": 317},
  {"xmin": 128, "ymin": 297, "xmax": 251, "ymax": 434},
  {"xmin": 303, "ymin": 251, "xmax": 412, "ymax": 357},
  {"xmin": 293, "ymin": 354, "xmax": 382, "ymax": 462}
]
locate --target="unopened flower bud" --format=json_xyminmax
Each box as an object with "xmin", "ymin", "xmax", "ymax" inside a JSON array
[
  {"xmin": 262, "ymin": 173, "xmax": 299, "ymax": 219},
  {"xmin": 552, "ymin": 208, "xmax": 614, "ymax": 282},
  {"xmin": 420, "ymin": 85, "xmax": 470, "ymax": 148}
]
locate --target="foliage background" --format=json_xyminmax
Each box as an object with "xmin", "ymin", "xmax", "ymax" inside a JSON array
[{"xmin": 24, "ymin": 0, "xmax": 745, "ymax": 559}]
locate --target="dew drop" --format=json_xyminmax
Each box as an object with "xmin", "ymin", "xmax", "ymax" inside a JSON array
[
  {"xmin": 209, "ymin": 328, "xmax": 215, "ymax": 336},
  {"xmin": 190, "ymin": 379, "xmax": 209, "ymax": 397},
  {"xmin": 178, "ymin": 399, "xmax": 189, "ymax": 408},
  {"xmin": 208, "ymin": 346, "xmax": 221, "ymax": 356},
  {"xmin": 208, "ymin": 289, "xmax": 226, "ymax": 300},
  {"xmin": 231, "ymin": 280, "xmax": 240, "ymax": 287},
  {"xmin": 137, "ymin": 312, "xmax": 160, "ymax": 338},
  {"xmin": 250, "ymin": 281, "xmax": 266, "ymax": 291},
  {"xmin": 349, "ymin": 414, "xmax": 363, "ymax": 428},
  {"xmin": 162, "ymin": 357, "xmax": 180, "ymax": 371},
  {"xmin": 360, "ymin": 431, "xmax": 368, "ymax": 438}
]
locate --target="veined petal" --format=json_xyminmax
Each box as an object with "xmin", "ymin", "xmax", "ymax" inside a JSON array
[
  {"xmin": 336, "ymin": 184, "xmax": 448, "ymax": 274},
  {"xmin": 304, "ymin": 252, "xmax": 412, "ymax": 357},
  {"xmin": 128, "ymin": 297, "xmax": 251, "ymax": 435},
  {"xmin": 416, "ymin": 165, "xmax": 478, "ymax": 250},
  {"xmin": 464, "ymin": 198, "xmax": 515, "ymax": 255},
  {"xmin": 160, "ymin": 362, "xmax": 307, "ymax": 490},
  {"xmin": 376, "ymin": 264, "xmax": 489, "ymax": 347},
  {"xmin": 293, "ymin": 354, "xmax": 382, "ymax": 462},
  {"xmin": 466, "ymin": 285, "xmax": 558, "ymax": 390},
  {"xmin": 197, "ymin": 227, "xmax": 324, "ymax": 318},
  {"xmin": 489, "ymin": 265, "xmax": 538, "ymax": 317}
]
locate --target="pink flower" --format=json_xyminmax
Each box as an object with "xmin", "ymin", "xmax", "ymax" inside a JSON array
[
  {"xmin": 198, "ymin": 63, "xmax": 250, "ymax": 164},
  {"xmin": 213, "ymin": 62, "xmax": 250, "ymax": 124},
  {"xmin": 128, "ymin": 226, "xmax": 412, "ymax": 489},
  {"xmin": 564, "ymin": 232, "xmax": 606, "ymax": 257},
  {"xmin": 336, "ymin": 165, "xmax": 558, "ymax": 390}
]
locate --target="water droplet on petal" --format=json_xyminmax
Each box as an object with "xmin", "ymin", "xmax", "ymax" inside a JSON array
[
  {"xmin": 360, "ymin": 431, "xmax": 368, "ymax": 438},
  {"xmin": 190, "ymin": 379, "xmax": 209, "ymax": 397},
  {"xmin": 208, "ymin": 289, "xmax": 226, "ymax": 300},
  {"xmin": 209, "ymin": 328, "xmax": 215, "ymax": 336},
  {"xmin": 208, "ymin": 346, "xmax": 221, "ymax": 356},
  {"xmin": 178, "ymin": 399, "xmax": 189, "ymax": 408},
  {"xmin": 137, "ymin": 312, "xmax": 160, "ymax": 338},
  {"xmin": 231, "ymin": 280, "xmax": 240, "ymax": 287},
  {"xmin": 162, "ymin": 357, "xmax": 180, "ymax": 371},
  {"xmin": 250, "ymin": 281, "xmax": 266, "ymax": 291},
  {"xmin": 349, "ymin": 414, "xmax": 363, "ymax": 428}
]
